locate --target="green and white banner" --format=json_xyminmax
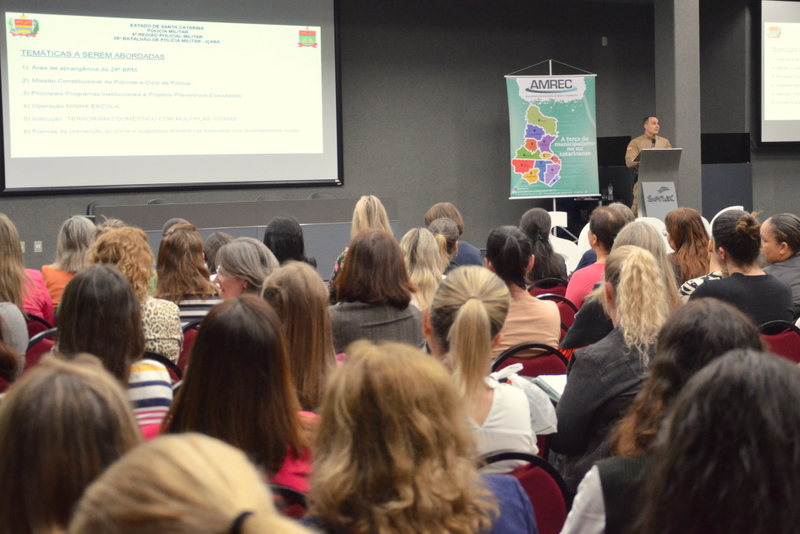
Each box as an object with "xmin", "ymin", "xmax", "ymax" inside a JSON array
[{"xmin": 506, "ymin": 75, "xmax": 599, "ymax": 199}]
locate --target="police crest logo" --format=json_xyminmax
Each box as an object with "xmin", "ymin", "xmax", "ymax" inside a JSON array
[
  {"xmin": 8, "ymin": 14, "xmax": 39, "ymax": 37},
  {"xmin": 298, "ymin": 28, "xmax": 317, "ymax": 48}
]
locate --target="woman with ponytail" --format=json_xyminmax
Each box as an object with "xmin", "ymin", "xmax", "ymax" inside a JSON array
[
  {"xmin": 550, "ymin": 245, "xmax": 672, "ymax": 492},
  {"xmin": 424, "ymin": 266, "xmax": 536, "ymax": 473},
  {"xmin": 485, "ymin": 226, "xmax": 560, "ymax": 356},
  {"xmin": 399, "ymin": 227, "xmax": 448, "ymax": 310},
  {"xmin": 519, "ymin": 207, "xmax": 568, "ymax": 284},
  {"xmin": 690, "ymin": 209, "xmax": 793, "ymax": 325}
]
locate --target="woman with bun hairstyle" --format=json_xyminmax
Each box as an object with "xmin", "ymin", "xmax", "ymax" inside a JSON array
[
  {"xmin": 690, "ymin": 210, "xmax": 793, "ymax": 325},
  {"xmin": 305, "ymin": 341, "xmax": 537, "ymax": 534},
  {"xmin": 519, "ymin": 207, "xmax": 568, "ymax": 284},
  {"xmin": 561, "ymin": 299, "xmax": 764, "ymax": 534},
  {"xmin": 424, "ymin": 266, "xmax": 536, "ymax": 472},
  {"xmin": 550, "ymin": 245, "xmax": 672, "ymax": 492},
  {"xmin": 761, "ymin": 212, "xmax": 800, "ymax": 316},
  {"xmin": 427, "ymin": 217, "xmax": 461, "ymax": 274},
  {"xmin": 399, "ymin": 227, "xmax": 448, "ymax": 310},
  {"xmin": 664, "ymin": 207, "xmax": 709, "ymax": 284},
  {"xmin": 0, "ymin": 354, "xmax": 141, "ymax": 534},
  {"xmin": 70, "ymin": 433, "xmax": 313, "ymax": 534},
  {"xmin": 484, "ymin": 226, "xmax": 560, "ymax": 356},
  {"xmin": 262, "ymin": 261, "xmax": 336, "ymax": 412}
]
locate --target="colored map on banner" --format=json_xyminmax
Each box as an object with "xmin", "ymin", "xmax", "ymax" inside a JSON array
[{"xmin": 506, "ymin": 75, "xmax": 598, "ymax": 199}]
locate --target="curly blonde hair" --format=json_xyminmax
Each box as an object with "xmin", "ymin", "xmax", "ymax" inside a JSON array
[
  {"xmin": 309, "ymin": 341, "xmax": 497, "ymax": 534},
  {"xmin": 89, "ymin": 227, "xmax": 154, "ymax": 301},
  {"xmin": 603, "ymin": 245, "xmax": 672, "ymax": 365}
]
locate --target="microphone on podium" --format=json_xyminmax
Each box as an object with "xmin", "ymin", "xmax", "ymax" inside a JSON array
[{"xmin": 651, "ymin": 138, "xmax": 656, "ymax": 148}]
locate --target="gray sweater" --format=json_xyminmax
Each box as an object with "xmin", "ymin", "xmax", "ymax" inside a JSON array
[{"xmin": 329, "ymin": 301, "xmax": 424, "ymax": 354}]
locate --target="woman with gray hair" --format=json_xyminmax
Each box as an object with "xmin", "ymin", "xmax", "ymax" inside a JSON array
[
  {"xmin": 215, "ymin": 237, "xmax": 279, "ymax": 299},
  {"xmin": 42, "ymin": 215, "xmax": 96, "ymax": 311}
]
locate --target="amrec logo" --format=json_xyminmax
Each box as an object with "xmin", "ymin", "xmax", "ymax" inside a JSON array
[{"xmin": 526, "ymin": 79, "xmax": 576, "ymax": 94}]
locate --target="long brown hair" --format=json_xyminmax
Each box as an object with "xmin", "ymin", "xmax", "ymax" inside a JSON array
[
  {"xmin": 262, "ymin": 262, "xmax": 336, "ymax": 411},
  {"xmin": 336, "ymin": 230, "xmax": 415, "ymax": 308},
  {"xmin": 0, "ymin": 354, "xmax": 141, "ymax": 534},
  {"xmin": 665, "ymin": 207, "xmax": 709, "ymax": 283},
  {"xmin": 0, "ymin": 213, "xmax": 29, "ymax": 312},
  {"xmin": 162, "ymin": 296, "xmax": 303, "ymax": 474},
  {"xmin": 57, "ymin": 265, "xmax": 145, "ymax": 382},
  {"xmin": 155, "ymin": 223, "xmax": 218, "ymax": 302}
]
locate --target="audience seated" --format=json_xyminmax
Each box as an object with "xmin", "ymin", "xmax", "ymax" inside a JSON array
[
  {"xmin": 424, "ymin": 201, "xmax": 485, "ymax": 267},
  {"xmin": 90, "ymin": 216, "xmax": 126, "ymax": 242},
  {"xmin": 203, "ymin": 231, "xmax": 234, "ymax": 276},
  {"xmin": 214, "ymin": 237, "xmax": 279, "ymax": 299},
  {"xmin": 155, "ymin": 222, "xmax": 221, "ymax": 326},
  {"xmin": 0, "ymin": 212, "xmax": 55, "ymax": 325},
  {"xmin": 41, "ymin": 215, "xmax": 95, "ymax": 311},
  {"xmin": 262, "ymin": 262, "xmax": 336, "ymax": 412},
  {"xmin": 519, "ymin": 207, "xmax": 568, "ymax": 285},
  {"xmin": 427, "ymin": 217, "xmax": 462, "ymax": 274},
  {"xmin": 70, "ymin": 433, "xmax": 312, "ymax": 534},
  {"xmin": 161, "ymin": 217, "xmax": 188, "ymax": 237},
  {"xmin": 90, "ymin": 227, "xmax": 183, "ymax": 362},
  {"xmin": 0, "ymin": 354, "xmax": 141, "ymax": 533},
  {"xmin": 562, "ymin": 221, "xmax": 680, "ymax": 350},
  {"xmin": 0, "ymin": 322, "xmax": 21, "ymax": 389},
  {"xmin": 636, "ymin": 349, "xmax": 800, "ymax": 534},
  {"xmin": 304, "ymin": 340, "xmax": 538, "ymax": 534},
  {"xmin": 162, "ymin": 296, "xmax": 312, "ymax": 493},
  {"xmin": 565, "ymin": 207, "xmax": 627, "ymax": 310},
  {"xmin": 679, "ymin": 237, "xmax": 725, "ymax": 301},
  {"xmin": 484, "ymin": 226, "xmax": 560, "ymax": 357},
  {"xmin": 399, "ymin": 226, "xmax": 448, "ymax": 309},
  {"xmin": 0, "ymin": 303, "xmax": 27, "ymax": 375},
  {"xmin": 263, "ymin": 215, "xmax": 317, "ymax": 267},
  {"xmin": 424, "ymin": 265, "xmax": 536, "ymax": 473},
  {"xmin": 761, "ymin": 212, "xmax": 800, "ymax": 317},
  {"xmin": 330, "ymin": 229, "xmax": 423, "ymax": 353},
  {"xmin": 328, "ymin": 194, "xmax": 391, "ymax": 302},
  {"xmin": 561, "ymin": 298, "xmax": 764, "ymax": 534},
  {"xmin": 573, "ymin": 203, "xmax": 634, "ymax": 273},
  {"xmin": 58, "ymin": 265, "xmax": 173, "ymax": 436},
  {"xmin": 550, "ymin": 245, "xmax": 672, "ymax": 491},
  {"xmin": 664, "ymin": 207, "xmax": 709, "ymax": 285},
  {"xmin": 689, "ymin": 210, "xmax": 793, "ymax": 325}
]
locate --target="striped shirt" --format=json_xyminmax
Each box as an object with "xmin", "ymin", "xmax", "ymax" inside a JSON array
[
  {"xmin": 177, "ymin": 297, "xmax": 223, "ymax": 328},
  {"xmin": 128, "ymin": 359, "xmax": 173, "ymax": 435}
]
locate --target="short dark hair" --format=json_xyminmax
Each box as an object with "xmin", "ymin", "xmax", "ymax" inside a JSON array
[
  {"xmin": 768, "ymin": 213, "xmax": 800, "ymax": 254},
  {"xmin": 336, "ymin": 230, "xmax": 415, "ymax": 309},
  {"xmin": 486, "ymin": 226, "xmax": 532, "ymax": 289},
  {"xmin": 423, "ymin": 202, "xmax": 465, "ymax": 235},
  {"xmin": 161, "ymin": 217, "xmax": 189, "ymax": 237},
  {"xmin": 712, "ymin": 209, "xmax": 761, "ymax": 265},
  {"xmin": 637, "ymin": 349, "xmax": 800, "ymax": 534},
  {"xmin": 643, "ymin": 115, "xmax": 657, "ymax": 125},
  {"xmin": 57, "ymin": 264, "xmax": 144, "ymax": 382},
  {"xmin": 203, "ymin": 232, "xmax": 234, "ymax": 275},
  {"xmin": 263, "ymin": 216, "xmax": 312, "ymax": 265},
  {"xmin": 162, "ymin": 295, "xmax": 302, "ymax": 474},
  {"xmin": 589, "ymin": 206, "xmax": 627, "ymax": 252}
]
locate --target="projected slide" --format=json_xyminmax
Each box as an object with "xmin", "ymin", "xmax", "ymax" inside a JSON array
[
  {"xmin": 6, "ymin": 13, "xmax": 322, "ymax": 158},
  {"xmin": 762, "ymin": 1, "xmax": 800, "ymax": 142}
]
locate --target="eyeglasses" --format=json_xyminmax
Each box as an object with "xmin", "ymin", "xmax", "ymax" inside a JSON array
[{"xmin": 662, "ymin": 229, "xmax": 669, "ymax": 237}]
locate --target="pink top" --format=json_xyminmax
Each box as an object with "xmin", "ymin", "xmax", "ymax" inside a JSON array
[
  {"xmin": 269, "ymin": 410, "xmax": 317, "ymax": 493},
  {"xmin": 23, "ymin": 269, "xmax": 55, "ymax": 325},
  {"xmin": 565, "ymin": 263, "xmax": 605, "ymax": 311}
]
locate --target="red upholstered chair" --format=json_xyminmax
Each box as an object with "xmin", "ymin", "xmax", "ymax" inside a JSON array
[
  {"xmin": 482, "ymin": 450, "xmax": 571, "ymax": 534},
  {"xmin": 143, "ymin": 351, "xmax": 183, "ymax": 385},
  {"xmin": 25, "ymin": 327, "xmax": 57, "ymax": 373},
  {"xmin": 270, "ymin": 484, "xmax": 307, "ymax": 520},
  {"xmin": 492, "ymin": 342, "xmax": 568, "ymax": 377},
  {"xmin": 760, "ymin": 320, "xmax": 800, "ymax": 364},
  {"xmin": 178, "ymin": 319, "xmax": 203, "ymax": 374},
  {"xmin": 537, "ymin": 293, "xmax": 578, "ymax": 330},
  {"xmin": 528, "ymin": 278, "xmax": 568, "ymax": 298}
]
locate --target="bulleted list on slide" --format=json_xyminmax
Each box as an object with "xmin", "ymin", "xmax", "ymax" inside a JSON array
[
  {"xmin": 764, "ymin": 21, "xmax": 800, "ymax": 121},
  {"xmin": 6, "ymin": 12, "xmax": 323, "ymax": 158}
]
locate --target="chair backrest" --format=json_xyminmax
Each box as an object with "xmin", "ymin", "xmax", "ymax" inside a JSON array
[
  {"xmin": 482, "ymin": 450, "xmax": 570, "ymax": 534},
  {"xmin": 537, "ymin": 293, "xmax": 578, "ymax": 329},
  {"xmin": 577, "ymin": 222, "xmax": 591, "ymax": 254},
  {"xmin": 270, "ymin": 484, "xmax": 308, "ymax": 519},
  {"xmin": 25, "ymin": 327, "xmax": 58, "ymax": 373},
  {"xmin": 143, "ymin": 351, "xmax": 183, "ymax": 384},
  {"xmin": 178, "ymin": 319, "xmax": 203, "ymax": 373},
  {"xmin": 26, "ymin": 313, "xmax": 53, "ymax": 339},
  {"xmin": 528, "ymin": 278, "xmax": 568, "ymax": 298},
  {"xmin": 760, "ymin": 320, "xmax": 800, "ymax": 364},
  {"xmin": 550, "ymin": 236, "xmax": 582, "ymax": 273},
  {"xmin": 635, "ymin": 216, "xmax": 673, "ymax": 253},
  {"xmin": 492, "ymin": 342, "xmax": 568, "ymax": 377}
]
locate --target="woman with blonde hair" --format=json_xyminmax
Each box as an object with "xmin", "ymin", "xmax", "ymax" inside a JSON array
[
  {"xmin": 550, "ymin": 245, "xmax": 672, "ymax": 492},
  {"xmin": 90, "ymin": 227, "xmax": 183, "ymax": 362},
  {"xmin": 424, "ymin": 266, "xmax": 536, "ymax": 472},
  {"xmin": 427, "ymin": 217, "xmax": 461, "ymax": 274},
  {"xmin": 399, "ymin": 227, "xmax": 448, "ymax": 309},
  {"xmin": 215, "ymin": 237, "xmax": 279, "ymax": 300},
  {"xmin": 665, "ymin": 207, "xmax": 710, "ymax": 284},
  {"xmin": 70, "ymin": 433, "xmax": 313, "ymax": 534},
  {"xmin": 156, "ymin": 222, "xmax": 221, "ymax": 325},
  {"xmin": 305, "ymin": 341, "xmax": 537, "ymax": 534},
  {"xmin": 0, "ymin": 354, "xmax": 142, "ymax": 534},
  {"xmin": 328, "ymin": 195, "xmax": 390, "ymax": 302},
  {"xmin": 41, "ymin": 215, "xmax": 95, "ymax": 311},
  {"xmin": 262, "ymin": 261, "xmax": 336, "ymax": 411},
  {"xmin": 0, "ymin": 213, "xmax": 54, "ymax": 324}
]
